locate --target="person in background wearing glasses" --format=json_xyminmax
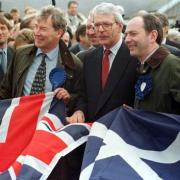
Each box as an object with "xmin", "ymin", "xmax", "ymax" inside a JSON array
[
  {"xmin": 67, "ymin": 2, "xmax": 138, "ymax": 124},
  {"xmin": 76, "ymin": 10, "xmax": 100, "ymax": 62}
]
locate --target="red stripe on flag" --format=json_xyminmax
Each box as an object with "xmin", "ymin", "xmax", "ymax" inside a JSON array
[
  {"xmin": 21, "ymin": 130, "xmax": 68, "ymax": 164},
  {"xmin": 43, "ymin": 116, "xmax": 59, "ymax": 131},
  {"xmin": 12, "ymin": 161, "xmax": 22, "ymax": 176},
  {"xmin": 0, "ymin": 94, "xmax": 46, "ymax": 171}
]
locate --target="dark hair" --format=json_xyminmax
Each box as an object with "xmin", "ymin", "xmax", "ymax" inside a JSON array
[
  {"xmin": 0, "ymin": 15, "xmax": 12, "ymax": 30},
  {"xmin": 153, "ymin": 12, "xmax": 169, "ymax": 27},
  {"xmin": 75, "ymin": 24, "xmax": 86, "ymax": 42},
  {"xmin": 68, "ymin": 1, "xmax": 78, "ymax": 8},
  {"xmin": 66, "ymin": 26, "xmax": 73, "ymax": 40},
  {"xmin": 142, "ymin": 14, "xmax": 163, "ymax": 45},
  {"xmin": 10, "ymin": 8, "xmax": 19, "ymax": 13},
  {"xmin": 4, "ymin": 13, "xmax": 13, "ymax": 21}
]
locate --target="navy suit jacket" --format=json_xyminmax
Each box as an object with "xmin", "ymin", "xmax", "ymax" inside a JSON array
[
  {"xmin": 0, "ymin": 47, "xmax": 14, "ymax": 82},
  {"xmin": 76, "ymin": 42, "xmax": 138, "ymax": 121}
]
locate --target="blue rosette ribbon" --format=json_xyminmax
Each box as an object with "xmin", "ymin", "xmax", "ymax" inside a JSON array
[
  {"xmin": 49, "ymin": 67, "xmax": 66, "ymax": 90},
  {"xmin": 135, "ymin": 74, "xmax": 153, "ymax": 101}
]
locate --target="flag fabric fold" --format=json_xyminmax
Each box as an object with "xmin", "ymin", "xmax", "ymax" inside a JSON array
[
  {"xmin": 80, "ymin": 107, "xmax": 180, "ymax": 180},
  {"xmin": 0, "ymin": 93, "xmax": 91, "ymax": 180}
]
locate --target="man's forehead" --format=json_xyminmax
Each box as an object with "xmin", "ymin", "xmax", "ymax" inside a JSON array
[
  {"xmin": 94, "ymin": 13, "xmax": 115, "ymax": 21},
  {"xmin": 0, "ymin": 23, "xmax": 8, "ymax": 28},
  {"xmin": 128, "ymin": 16, "xmax": 143, "ymax": 26}
]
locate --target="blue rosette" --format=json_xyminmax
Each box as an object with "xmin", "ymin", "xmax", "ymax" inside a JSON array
[
  {"xmin": 49, "ymin": 67, "xmax": 66, "ymax": 90},
  {"xmin": 135, "ymin": 74, "xmax": 153, "ymax": 101}
]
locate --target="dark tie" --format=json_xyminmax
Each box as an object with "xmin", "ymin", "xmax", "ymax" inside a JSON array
[
  {"xmin": 0, "ymin": 50, "xmax": 6, "ymax": 73},
  {"xmin": 101, "ymin": 49, "xmax": 111, "ymax": 89},
  {"xmin": 30, "ymin": 54, "xmax": 46, "ymax": 95}
]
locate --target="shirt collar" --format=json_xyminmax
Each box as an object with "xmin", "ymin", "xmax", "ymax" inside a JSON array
[
  {"xmin": 36, "ymin": 45, "xmax": 59, "ymax": 61},
  {"xmin": 0, "ymin": 48, "xmax": 7, "ymax": 55},
  {"xmin": 103, "ymin": 35, "xmax": 123, "ymax": 55}
]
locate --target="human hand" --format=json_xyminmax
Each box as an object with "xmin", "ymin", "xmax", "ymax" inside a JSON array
[
  {"xmin": 66, "ymin": 110, "xmax": 85, "ymax": 124},
  {"xmin": 54, "ymin": 88, "xmax": 70, "ymax": 104}
]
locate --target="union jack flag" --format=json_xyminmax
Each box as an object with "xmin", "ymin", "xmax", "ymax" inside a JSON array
[{"xmin": 0, "ymin": 92, "xmax": 90, "ymax": 179}]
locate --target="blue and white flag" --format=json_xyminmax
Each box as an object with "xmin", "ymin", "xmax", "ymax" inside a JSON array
[{"xmin": 80, "ymin": 107, "xmax": 180, "ymax": 180}]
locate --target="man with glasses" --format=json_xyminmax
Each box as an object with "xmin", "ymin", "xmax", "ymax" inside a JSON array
[{"xmin": 67, "ymin": 2, "xmax": 138, "ymax": 123}]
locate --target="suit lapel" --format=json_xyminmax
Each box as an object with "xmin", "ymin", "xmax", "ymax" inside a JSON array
[
  {"xmin": 91, "ymin": 48, "xmax": 103, "ymax": 99},
  {"xmin": 7, "ymin": 47, "xmax": 14, "ymax": 66},
  {"xmin": 95, "ymin": 42, "xmax": 130, "ymax": 114}
]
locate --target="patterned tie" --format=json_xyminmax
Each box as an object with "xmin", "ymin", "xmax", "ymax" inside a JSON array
[
  {"xmin": 30, "ymin": 54, "xmax": 46, "ymax": 95},
  {"xmin": 101, "ymin": 49, "xmax": 111, "ymax": 89},
  {"xmin": 0, "ymin": 50, "xmax": 6, "ymax": 73}
]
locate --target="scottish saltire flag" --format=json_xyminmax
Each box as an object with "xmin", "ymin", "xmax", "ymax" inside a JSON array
[
  {"xmin": 0, "ymin": 92, "xmax": 91, "ymax": 179},
  {"xmin": 80, "ymin": 107, "xmax": 180, "ymax": 180}
]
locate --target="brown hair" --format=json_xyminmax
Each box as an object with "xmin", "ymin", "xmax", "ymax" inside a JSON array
[
  {"xmin": 0, "ymin": 15, "xmax": 13, "ymax": 30},
  {"xmin": 142, "ymin": 14, "xmax": 163, "ymax": 45}
]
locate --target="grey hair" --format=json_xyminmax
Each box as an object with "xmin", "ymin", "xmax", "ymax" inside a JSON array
[
  {"xmin": 37, "ymin": 5, "xmax": 67, "ymax": 31},
  {"xmin": 92, "ymin": 3, "xmax": 124, "ymax": 24}
]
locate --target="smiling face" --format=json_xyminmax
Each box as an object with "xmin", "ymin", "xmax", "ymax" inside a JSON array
[
  {"xmin": 94, "ymin": 13, "xmax": 122, "ymax": 49},
  {"xmin": 125, "ymin": 16, "xmax": 158, "ymax": 62},
  {"xmin": 86, "ymin": 16, "xmax": 99, "ymax": 47},
  {"xmin": 34, "ymin": 16, "xmax": 63, "ymax": 53},
  {"xmin": 0, "ymin": 23, "xmax": 11, "ymax": 48}
]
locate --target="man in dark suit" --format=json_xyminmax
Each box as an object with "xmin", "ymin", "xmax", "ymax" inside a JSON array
[
  {"xmin": 67, "ymin": 2, "xmax": 138, "ymax": 123},
  {"xmin": 61, "ymin": 3, "xmax": 137, "ymax": 180},
  {"xmin": 0, "ymin": 15, "xmax": 14, "ymax": 82}
]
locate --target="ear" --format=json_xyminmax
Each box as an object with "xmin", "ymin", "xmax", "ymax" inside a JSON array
[
  {"xmin": 57, "ymin": 29, "xmax": 64, "ymax": 38},
  {"xmin": 150, "ymin": 30, "xmax": 158, "ymax": 43},
  {"xmin": 117, "ymin": 23, "xmax": 123, "ymax": 33}
]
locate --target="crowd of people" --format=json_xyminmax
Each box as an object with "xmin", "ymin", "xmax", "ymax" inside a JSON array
[{"xmin": 0, "ymin": 1, "xmax": 180, "ymax": 179}]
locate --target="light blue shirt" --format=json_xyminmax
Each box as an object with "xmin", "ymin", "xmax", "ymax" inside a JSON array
[{"xmin": 23, "ymin": 45, "xmax": 60, "ymax": 95}]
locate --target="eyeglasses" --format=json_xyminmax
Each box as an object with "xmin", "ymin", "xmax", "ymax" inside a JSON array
[
  {"xmin": 86, "ymin": 25, "xmax": 95, "ymax": 32},
  {"xmin": 94, "ymin": 22, "xmax": 116, "ymax": 31}
]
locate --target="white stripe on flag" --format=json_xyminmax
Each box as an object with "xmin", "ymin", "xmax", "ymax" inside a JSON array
[
  {"xmin": 8, "ymin": 166, "xmax": 16, "ymax": 180},
  {"xmin": 56, "ymin": 131, "xmax": 75, "ymax": 145},
  {"xmin": 89, "ymin": 122, "xmax": 108, "ymax": 138},
  {"xmin": 0, "ymin": 98, "xmax": 20, "ymax": 143},
  {"xmin": 37, "ymin": 92, "xmax": 54, "ymax": 123},
  {"xmin": 23, "ymin": 155, "xmax": 49, "ymax": 175},
  {"xmin": 95, "ymin": 129, "xmax": 163, "ymax": 180},
  {"xmin": 79, "ymin": 122, "xmax": 108, "ymax": 180},
  {"xmin": 79, "ymin": 163, "xmax": 95, "ymax": 180}
]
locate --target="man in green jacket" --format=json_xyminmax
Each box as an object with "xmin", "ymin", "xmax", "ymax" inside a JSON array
[
  {"xmin": 0, "ymin": 5, "xmax": 82, "ymax": 116},
  {"xmin": 0, "ymin": 6, "xmax": 82, "ymax": 180},
  {"xmin": 125, "ymin": 13, "xmax": 180, "ymax": 114}
]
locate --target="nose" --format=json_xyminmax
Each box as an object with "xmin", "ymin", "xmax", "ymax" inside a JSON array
[
  {"xmin": 98, "ymin": 25, "xmax": 104, "ymax": 32},
  {"xmin": 34, "ymin": 27, "xmax": 40, "ymax": 36},
  {"xmin": 88, "ymin": 28, "xmax": 95, "ymax": 35}
]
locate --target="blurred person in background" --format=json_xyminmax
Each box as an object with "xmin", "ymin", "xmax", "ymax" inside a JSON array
[
  {"xmin": 0, "ymin": 15, "xmax": 14, "ymax": 82},
  {"xmin": 65, "ymin": 1, "xmax": 86, "ymax": 38},
  {"xmin": 69, "ymin": 24, "xmax": 91, "ymax": 54},
  {"xmin": 62, "ymin": 26, "xmax": 73, "ymax": 48},
  {"xmin": 10, "ymin": 8, "xmax": 21, "ymax": 24},
  {"xmin": 154, "ymin": 12, "xmax": 180, "ymax": 56},
  {"xmin": 167, "ymin": 28, "xmax": 180, "ymax": 45},
  {"xmin": 76, "ymin": 10, "xmax": 100, "ymax": 62},
  {"xmin": 20, "ymin": 14, "xmax": 37, "ymax": 30},
  {"xmin": 14, "ymin": 28, "xmax": 34, "ymax": 49}
]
